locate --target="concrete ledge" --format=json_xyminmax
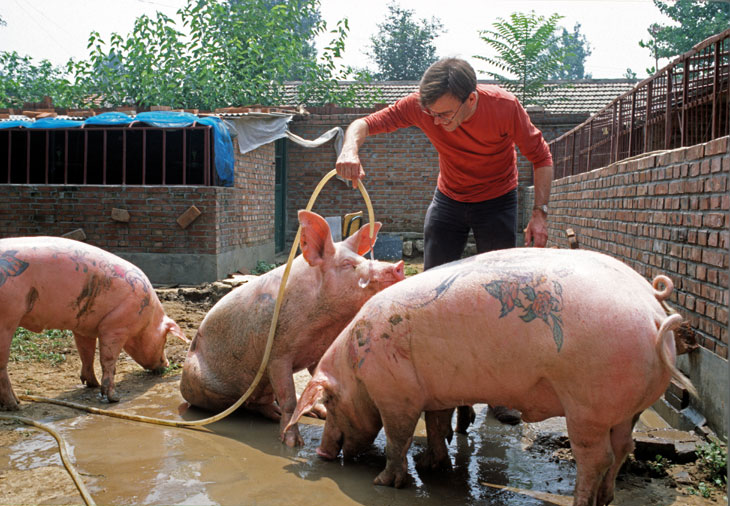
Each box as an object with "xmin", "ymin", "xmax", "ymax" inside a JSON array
[
  {"xmin": 119, "ymin": 241, "xmax": 275, "ymax": 285},
  {"xmin": 677, "ymin": 346, "xmax": 728, "ymax": 440}
]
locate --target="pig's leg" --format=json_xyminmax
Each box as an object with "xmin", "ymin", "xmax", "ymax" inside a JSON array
[
  {"xmin": 565, "ymin": 417, "xmax": 614, "ymax": 506},
  {"xmin": 597, "ymin": 416, "xmax": 637, "ymax": 506},
  {"xmin": 73, "ymin": 333, "xmax": 99, "ymax": 388},
  {"xmin": 455, "ymin": 405, "xmax": 475, "ymax": 434},
  {"xmin": 268, "ymin": 359, "xmax": 302, "ymax": 447},
  {"xmin": 416, "ymin": 409, "xmax": 453, "ymax": 471},
  {"xmin": 97, "ymin": 334, "xmax": 125, "ymax": 403},
  {"xmin": 0, "ymin": 324, "xmax": 19, "ymax": 410},
  {"xmin": 374, "ymin": 410, "xmax": 420, "ymax": 488}
]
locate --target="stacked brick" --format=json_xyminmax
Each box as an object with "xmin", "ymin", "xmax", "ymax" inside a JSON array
[{"xmin": 0, "ymin": 145, "xmax": 275, "ymax": 259}]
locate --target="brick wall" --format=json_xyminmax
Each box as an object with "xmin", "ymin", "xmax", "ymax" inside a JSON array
[
  {"xmin": 0, "ymin": 144, "xmax": 276, "ymax": 284},
  {"xmin": 286, "ymin": 108, "xmax": 585, "ymax": 239}
]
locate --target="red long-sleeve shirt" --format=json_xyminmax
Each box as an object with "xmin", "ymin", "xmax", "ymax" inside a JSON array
[{"xmin": 364, "ymin": 84, "xmax": 553, "ymax": 202}]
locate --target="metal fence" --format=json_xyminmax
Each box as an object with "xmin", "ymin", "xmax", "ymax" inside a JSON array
[
  {"xmin": 550, "ymin": 29, "xmax": 730, "ymax": 178},
  {"xmin": 1, "ymin": 125, "xmax": 215, "ymax": 186}
]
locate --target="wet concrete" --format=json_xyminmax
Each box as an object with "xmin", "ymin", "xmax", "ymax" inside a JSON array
[{"xmin": 0, "ymin": 375, "xmax": 683, "ymax": 506}]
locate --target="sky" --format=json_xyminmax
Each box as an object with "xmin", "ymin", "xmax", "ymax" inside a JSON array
[{"xmin": 0, "ymin": 0, "xmax": 674, "ymax": 80}]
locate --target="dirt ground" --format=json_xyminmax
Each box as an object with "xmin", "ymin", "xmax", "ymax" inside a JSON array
[{"xmin": 0, "ymin": 269, "xmax": 727, "ymax": 506}]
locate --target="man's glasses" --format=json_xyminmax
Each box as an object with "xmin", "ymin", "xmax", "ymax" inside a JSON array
[{"xmin": 422, "ymin": 98, "xmax": 466, "ymax": 123}]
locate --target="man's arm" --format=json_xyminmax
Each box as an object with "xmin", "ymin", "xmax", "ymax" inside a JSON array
[
  {"xmin": 336, "ymin": 118, "xmax": 369, "ymax": 189},
  {"xmin": 524, "ymin": 164, "xmax": 553, "ymax": 248}
]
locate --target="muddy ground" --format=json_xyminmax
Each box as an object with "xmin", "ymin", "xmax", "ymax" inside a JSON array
[{"xmin": 0, "ymin": 268, "xmax": 727, "ymax": 506}]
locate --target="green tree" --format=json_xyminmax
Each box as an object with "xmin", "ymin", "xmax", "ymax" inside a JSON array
[
  {"xmin": 227, "ymin": 0, "xmax": 322, "ymax": 81},
  {"xmin": 0, "ymin": 52, "xmax": 81, "ymax": 108},
  {"xmin": 641, "ymin": 0, "xmax": 730, "ymax": 66},
  {"xmin": 548, "ymin": 22, "xmax": 592, "ymax": 79},
  {"xmin": 624, "ymin": 68, "xmax": 638, "ymax": 80},
  {"xmin": 1, "ymin": 0, "xmax": 380, "ymax": 110},
  {"xmin": 367, "ymin": 1, "xmax": 444, "ymax": 81},
  {"xmin": 474, "ymin": 11, "xmax": 565, "ymax": 105}
]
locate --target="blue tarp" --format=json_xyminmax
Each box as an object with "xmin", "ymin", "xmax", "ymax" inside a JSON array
[{"xmin": 0, "ymin": 111, "xmax": 235, "ymax": 186}]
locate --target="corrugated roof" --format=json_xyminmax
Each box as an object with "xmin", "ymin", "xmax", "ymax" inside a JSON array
[{"xmin": 283, "ymin": 79, "xmax": 639, "ymax": 115}]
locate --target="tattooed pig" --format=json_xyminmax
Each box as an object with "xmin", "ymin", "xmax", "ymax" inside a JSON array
[
  {"xmin": 0, "ymin": 236, "xmax": 186, "ymax": 409},
  {"xmin": 180, "ymin": 210, "xmax": 405, "ymax": 446},
  {"xmin": 288, "ymin": 248, "xmax": 694, "ymax": 506}
]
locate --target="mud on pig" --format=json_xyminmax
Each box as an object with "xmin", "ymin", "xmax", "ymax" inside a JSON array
[
  {"xmin": 289, "ymin": 247, "xmax": 695, "ymax": 506},
  {"xmin": 0, "ymin": 236, "xmax": 186, "ymax": 409},
  {"xmin": 180, "ymin": 210, "xmax": 405, "ymax": 446}
]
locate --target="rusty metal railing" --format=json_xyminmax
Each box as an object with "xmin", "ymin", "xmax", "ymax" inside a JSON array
[
  {"xmin": 1, "ymin": 125, "xmax": 216, "ymax": 186},
  {"xmin": 550, "ymin": 28, "xmax": 729, "ymax": 178}
]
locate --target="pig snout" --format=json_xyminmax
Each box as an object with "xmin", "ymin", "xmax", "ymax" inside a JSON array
[
  {"xmin": 316, "ymin": 422, "xmax": 344, "ymax": 460},
  {"xmin": 316, "ymin": 446, "xmax": 339, "ymax": 461},
  {"xmin": 142, "ymin": 352, "xmax": 169, "ymax": 373},
  {"xmin": 368, "ymin": 260, "xmax": 405, "ymax": 289}
]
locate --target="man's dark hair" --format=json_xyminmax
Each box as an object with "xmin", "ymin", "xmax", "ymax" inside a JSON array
[{"xmin": 419, "ymin": 57, "xmax": 477, "ymax": 108}]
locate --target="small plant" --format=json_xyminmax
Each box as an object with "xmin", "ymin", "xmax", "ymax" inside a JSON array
[
  {"xmin": 161, "ymin": 362, "xmax": 182, "ymax": 375},
  {"xmin": 647, "ymin": 454, "xmax": 669, "ymax": 475},
  {"xmin": 251, "ymin": 260, "xmax": 277, "ymax": 275},
  {"xmin": 10, "ymin": 327, "xmax": 73, "ymax": 364},
  {"xmin": 696, "ymin": 441, "xmax": 727, "ymax": 487},
  {"xmin": 688, "ymin": 482, "xmax": 713, "ymax": 499},
  {"xmin": 404, "ymin": 264, "xmax": 421, "ymax": 277}
]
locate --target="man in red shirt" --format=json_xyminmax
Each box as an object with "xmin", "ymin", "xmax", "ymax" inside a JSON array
[{"xmin": 335, "ymin": 58, "xmax": 553, "ymax": 426}]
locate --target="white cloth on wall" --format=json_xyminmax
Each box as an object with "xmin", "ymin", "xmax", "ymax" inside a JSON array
[{"xmin": 229, "ymin": 116, "xmax": 343, "ymax": 157}]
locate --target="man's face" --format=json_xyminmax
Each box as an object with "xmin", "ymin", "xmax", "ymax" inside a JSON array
[{"xmin": 422, "ymin": 91, "xmax": 475, "ymax": 132}]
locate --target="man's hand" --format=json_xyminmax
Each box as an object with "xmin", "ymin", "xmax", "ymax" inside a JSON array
[
  {"xmin": 336, "ymin": 118, "xmax": 370, "ymax": 189},
  {"xmin": 335, "ymin": 151, "xmax": 366, "ymax": 189},
  {"xmin": 524, "ymin": 209, "xmax": 548, "ymax": 247}
]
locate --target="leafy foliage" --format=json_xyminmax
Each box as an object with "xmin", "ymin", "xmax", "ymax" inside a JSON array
[
  {"xmin": 0, "ymin": 52, "xmax": 83, "ymax": 108},
  {"xmin": 547, "ymin": 23, "xmax": 592, "ymax": 80},
  {"xmin": 474, "ymin": 11, "xmax": 566, "ymax": 106},
  {"xmin": 640, "ymin": 0, "xmax": 730, "ymax": 72},
  {"xmin": 367, "ymin": 1, "xmax": 444, "ymax": 81},
  {"xmin": 696, "ymin": 441, "xmax": 727, "ymax": 487},
  {"xmin": 0, "ymin": 0, "xmax": 381, "ymax": 110},
  {"xmin": 252, "ymin": 260, "xmax": 277, "ymax": 275},
  {"xmin": 10, "ymin": 327, "xmax": 73, "ymax": 365}
]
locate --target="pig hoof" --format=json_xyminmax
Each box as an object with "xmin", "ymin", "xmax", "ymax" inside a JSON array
[
  {"xmin": 98, "ymin": 391, "xmax": 120, "ymax": 403},
  {"xmin": 415, "ymin": 451, "xmax": 452, "ymax": 472},
  {"xmin": 81, "ymin": 376, "xmax": 99, "ymax": 388},
  {"xmin": 374, "ymin": 469, "xmax": 409, "ymax": 488},
  {"xmin": 282, "ymin": 430, "xmax": 304, "ymax": 447},
  {"xmin": 0, "ymin": 401, "xmax": 20, "ymax": 411}
]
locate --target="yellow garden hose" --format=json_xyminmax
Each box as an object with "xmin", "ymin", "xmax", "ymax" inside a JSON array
[
  {"xmin": 7, "ymin": 169, "xmax": 375, "ymax": 504},
  {"xmin": 0, "ymin": 414, "xmax": 96, "ymax": 506}
]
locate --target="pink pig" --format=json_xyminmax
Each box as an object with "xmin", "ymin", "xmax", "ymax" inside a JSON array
[
  {"xmin": 288, "ymin": 248, "xmax": 693, "ymax": 506},
  {"xmin": 0, "ymin": 236, "xmax": 185, "ymax": 409},
  {"xmin": 180, "ymin": 210, "xmax": 405, "ymax": 446}
]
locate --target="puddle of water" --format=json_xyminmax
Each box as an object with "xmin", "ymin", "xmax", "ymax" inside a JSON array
[{"xmin": 2, "ymin": 381, "xmax": 580, "ymax": 506}]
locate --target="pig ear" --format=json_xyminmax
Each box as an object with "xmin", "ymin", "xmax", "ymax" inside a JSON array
[
  {"xmin": 164, "ymin": 317, "xmax": 190, "ymax": 344},
  {"xmin": 298, "ymin": 210, "xmax": 336, "ymax": 267},
  {"xmin": 344, "ymin": 221, "xmax": 382, "ymax": 256},
  {"xmin": 286, "ymin": 378, "xmax": 328, "ymax": 432}
]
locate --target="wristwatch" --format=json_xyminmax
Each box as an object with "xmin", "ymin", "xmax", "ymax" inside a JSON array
[{"xmin": 533, "ymin": 204, "xmax": 549, "ymax": 215}]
